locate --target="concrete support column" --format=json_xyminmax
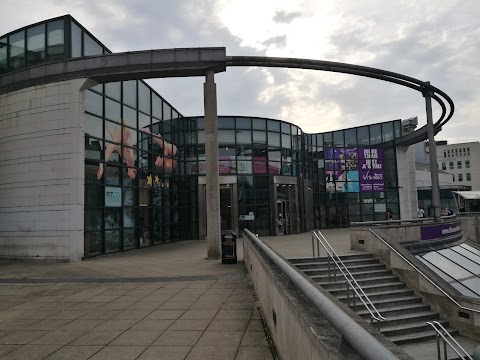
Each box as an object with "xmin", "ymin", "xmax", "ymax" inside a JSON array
[
  {"xmin": 204, "ymin": 71, "xmax": 221, "ymax": 259},
  {"xmin": 423, "ymin": 83, "xmax": 441, "ymax": 222}
]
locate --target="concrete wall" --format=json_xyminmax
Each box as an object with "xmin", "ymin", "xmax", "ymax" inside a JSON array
[
  {"xmin": 0, "ymin": 79, "xmax": 86, "ymax": 262},
  {"xmin": 396, "ymin": 144, "xmax": 417, "ymax": 220},
  {"xmin": 350, "ymin": 225, "xmax": 480, "ymax": 341},
  {"xmin": 459, "ymin": 215, "xmax": 480, "ymax": 244}
]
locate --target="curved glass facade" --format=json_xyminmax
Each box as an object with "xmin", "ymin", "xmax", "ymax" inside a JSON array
[{"xmin": 1, "ymin": 15, "xmax": 403, "ymax": 258}]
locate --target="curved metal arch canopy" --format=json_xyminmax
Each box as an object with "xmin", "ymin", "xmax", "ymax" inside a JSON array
[{"xmin": 226, "ymin": 56, "xmax": 454, "ymax": 146}]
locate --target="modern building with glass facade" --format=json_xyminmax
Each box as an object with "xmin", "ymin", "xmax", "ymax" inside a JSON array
[{"xmin": 1, "ymin": 15, "xmax": 417, "ymax": 261}]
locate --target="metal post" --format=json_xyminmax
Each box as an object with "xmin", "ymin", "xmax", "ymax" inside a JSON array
[
  {"xmin": 436, "ymin": 334, "xmax": 441, "ymax": 360},
  {"xmin": 423, "ymin": 83, "xmax": 441, "ymax": 222},
  {"xmin": 311, "ymin": 232, "xmax": 314, "ymax": 257},
  {"xmin": 443, "ymin": 338, "xmax": 447, "ymax": 360}
]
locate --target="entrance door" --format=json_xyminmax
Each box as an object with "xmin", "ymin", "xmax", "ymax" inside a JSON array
[
  {"xmin": 220, "ymin": 186, "xmax": 233, "ymax": 232},
  {"xmin": 276, "ymin": 200, "xmax": 290, "ymax": 235},
  {"xmin": 199, "ymin": 182, "xmax": 238, "ymax": 240}
]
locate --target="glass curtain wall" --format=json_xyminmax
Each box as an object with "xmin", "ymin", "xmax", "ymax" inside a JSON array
[
  {"xmin": 0, "ymin": 15, "xmax": 108, "ymax": 76},
  {"xmin": 185, "ymin": 116, "xmax": 305, "ymax": 236},
  {"xmin": 306, "ymin": 120, "xmax": 400, "ymax": 228},
  {"xmin": 84, "ymin": 80, "xmax": 195, "ymax": 258}
]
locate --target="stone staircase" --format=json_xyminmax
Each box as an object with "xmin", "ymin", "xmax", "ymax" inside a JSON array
[{"xmin": 289, "ymin": 253, "xmax": 459, "ymax": 345}]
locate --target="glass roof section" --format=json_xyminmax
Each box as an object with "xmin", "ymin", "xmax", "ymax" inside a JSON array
[{"xmin": 415, "ymin": 241, "xmax": 480, "ymax": 299}]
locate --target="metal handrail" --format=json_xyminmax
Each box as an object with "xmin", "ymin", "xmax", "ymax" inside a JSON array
[
  {"xmin": 243, "ymin": 229, "xmax": 401, "ymax": 360},
  {"xmin": 427, "ymin": 320, "xmax": 473, "ymax": 360},
  {"xmin": 369, "ymin": 228, "xmax": 480, "ymax": 314},
  {"xmin": 312, "ymin": 230, "xmax": 386, "ymax": 329}
]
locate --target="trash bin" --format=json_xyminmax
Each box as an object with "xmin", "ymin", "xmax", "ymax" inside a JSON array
[{"xmin": 221, "ymin": 230, "xmax": 237, "ymax": 264}]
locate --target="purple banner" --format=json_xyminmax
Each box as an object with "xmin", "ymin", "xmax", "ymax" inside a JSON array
[
  {"xmin": 420, "ymin": 221, "xmax": 462, "ymax": 240},
  {"xmin": 358, "ymin": 148, "xmax": 384, "ymax": 192}
]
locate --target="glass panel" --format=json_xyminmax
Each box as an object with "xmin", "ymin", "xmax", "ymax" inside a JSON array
[
  {"xmin": 281, "ymin": 134, "xmax": 291, "ymax": 148},
  {"xmin": 218, "ymin": 130, "xmax": 235, "ymax": 144},
  {"xmin": 85, "ymin": 114, "xmax": 103, "ymax": 138},
  {"xmin": 163, "ymin": 103, "xmax": 172, "ymax": 120},
  {"xmin": 236, "ymin": 118, "xmax": 251, "ymax": 129},
  {"xmin": 253, "ymin": 131, "xmax": 266, "ymax": 144},
  {"xmin": 138, "ymin": 81, "xmax": 151, "ymax": 114},
  {"xmin": 357, "ymin": 127, "xmax": 369, "ymax": 146},
  {"xmin": 438, "ymin": 248, "xmax": 478, "ymax": 274},
  {"xmin": 267, "ymin": 120, "xmax": 280, "ymax": 132},
  {"xmin": 268, "ymin": 132, "xmax": 280, "ymax": 147},
  {"xmin": 139, "ymin": 113, "xmax": 150, "ymax": 130},
  {"xmin": 460, "ymin": 278, "xmax": 480, "ymax": 296},
  {"xmin": 123, "ymin": 228, "xmax": 136, "ymax": 249},
  {"xmin": 369, "ymin": 124, "xmax": 382, "ymax": 145},
  {"xmin": 85, "ymin": 90, "xmax": 103, "ymax": 116},
  {"xmin": 105, "ymin": 98, "xmax": 121, "ymax": 121},
  {"xmin": 456, "ymin": 245, "xmax": 480, "ymax": 263},
  {"xmin": 382, "ymin": 122, "xmax": 394, "ymax": 142},
  {"xmin": 450, "ymin": 282, "xmax": 480, "ymax": 298},
  {"xmin": 105, "ymin": 230, "xmax": 120, "ymax": 252},
  {"xmin": 152, "ymin": 95, "xmax": 162, "ymax": 119},
  {"xmin": 9, "ymin": 31, "xmax": 25, "ymax": 70},
  {"xmin": 85, "ymin": 231, "xmax": 102, "ymax": 255},
  {"xmin": 122, "ymin": 80, "xmax": 137, "ymax": 108},
  {"xmin": 316, "ymin": 133, "xmax": 323, "ymax": 146},
  {"xmin": 460, "ymin": 244, "xmax": 480, "ymax": 256},
  {"xmin": 123, "ymin": 106, "xmax": 136, "ymax": 128},
  {"xmin": 333, "ymin": 131, "xmax": 344, "ymax": 147},
  {"xmin": 26, "ymin": 24, "xmax": 45, "ymax": 66},
  {"xmin": 421, "ymin": 252, "xmax": 472, "ymax": 280},
  {"xmin": 218, "ymin": 117, "xmax": 235, "ymax": 128},
  {"xmin": 123, "ymin": 207, "xmax": 137, "ymax": 228},
  {"xmin": 0, "ymin": 37, "xmax": 7, "ymax": 74},
  {"xmin": 252, "ymin": 119, "xmax": 266, "ymax": 130},
  {"xmin": 84, "ymin": 32, "xmax": 103, "ymax": 56},
  {"xmin": 345, "ymin": 129, "xmax": 356, "ymax": 147},
  {"xmin": 46, "ymin": 19, "xmax": 64, "ymax": 61},
  {"xmin": 71, "ymin": 21, "xmax": 82, "ymax": 57},
  {"xmin": 85, "ymin": 208, "xmax": 103, "ymax": 230},
  {"xmin": 237, "ymin": 160, "xmax": 252, "ymax": 173},
  {"xmin": 105, "ymin": 82, "xmax": 121, "ymax": 101},
  {"xmin": 236, "ymin": 129, "xmax": 250, "ymax": 144},
  {"xmin": 281, "ymin": 122, "xmax": 290, "ymax": 134}
]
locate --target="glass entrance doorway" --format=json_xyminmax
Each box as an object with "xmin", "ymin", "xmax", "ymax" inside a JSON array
[
  {"xmin": 220, "ymin": 186, "xmax": 233, "ymax": 232},
  {"xmin": 276, "ymin": 200, "xmax": 290, "ymax": 235},
  {"xmin": 198, "ymin": 180, "xmax": 238, "ymax": 240}
]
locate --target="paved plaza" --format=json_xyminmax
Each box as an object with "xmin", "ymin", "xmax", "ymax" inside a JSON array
[{"xmin": 0, "ymin": 238, "xmax": 276, "ymax": 360}]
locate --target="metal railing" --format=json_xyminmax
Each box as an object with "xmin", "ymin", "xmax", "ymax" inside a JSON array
[
  {"xmin": 369, "ymin": 228, "xmax": 480, "ymax": 315},
  {"xmin": 427, "ymin": 321, "xmax": 473, "ymax": 360},
  {"xmin": 312, "ymin": 230, "xmax": 386, "ymax": 330},
  {"xmin": 243, "ymin": 229, "xmax": 401, "ymax": 360},
  {"xmin": 350, "ymin": 214, "xmax": 457, "ymax": 227}
]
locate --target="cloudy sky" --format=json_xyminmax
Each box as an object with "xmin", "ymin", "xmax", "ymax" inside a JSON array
[{"xmin": 1, "ymin": 0, "xmax": 479, "ymax": 144}]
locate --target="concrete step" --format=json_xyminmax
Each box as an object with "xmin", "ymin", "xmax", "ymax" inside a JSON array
[
  {"xmin": 302, "ymin": 263, "xmax": 388, "ymax": 276},
  {"xmin": 389, "ymin": 327, "xmax": 459, "ymax": 345},
  {"xmin": 381, "ymin": 311, "xmax": 440, "ymax": 327},
  {"xmin": 345, "ymin": 295, "xmax": 423, "ymax": 312},
  {"xmin": 381, "ymin": 318, "xmax": 450, "ymax": 338},
  {"xmin": 324, "ymin": 281, "xmax": 407, "ymax": 296},
  {"xmin": 289, "ymin": 254, "xmax": 374, "ymax": 265},
  {"xmin": 336, "ymin": 287, "xmax": 413, "ymax": 302},
  {"xmin": 357, "ymin": 303, "xmax": 432, "ymax": 318},
  {"xmin": 311, "ymin": 269, "xmax": 394, "ymax": 282},
  {"xmin": 293, "ymin": 257, "xmax": 381, "ymax": 270},
  {"xmin": 316, "ymin": 274, "xmax": 400, "ymax": 288}
]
